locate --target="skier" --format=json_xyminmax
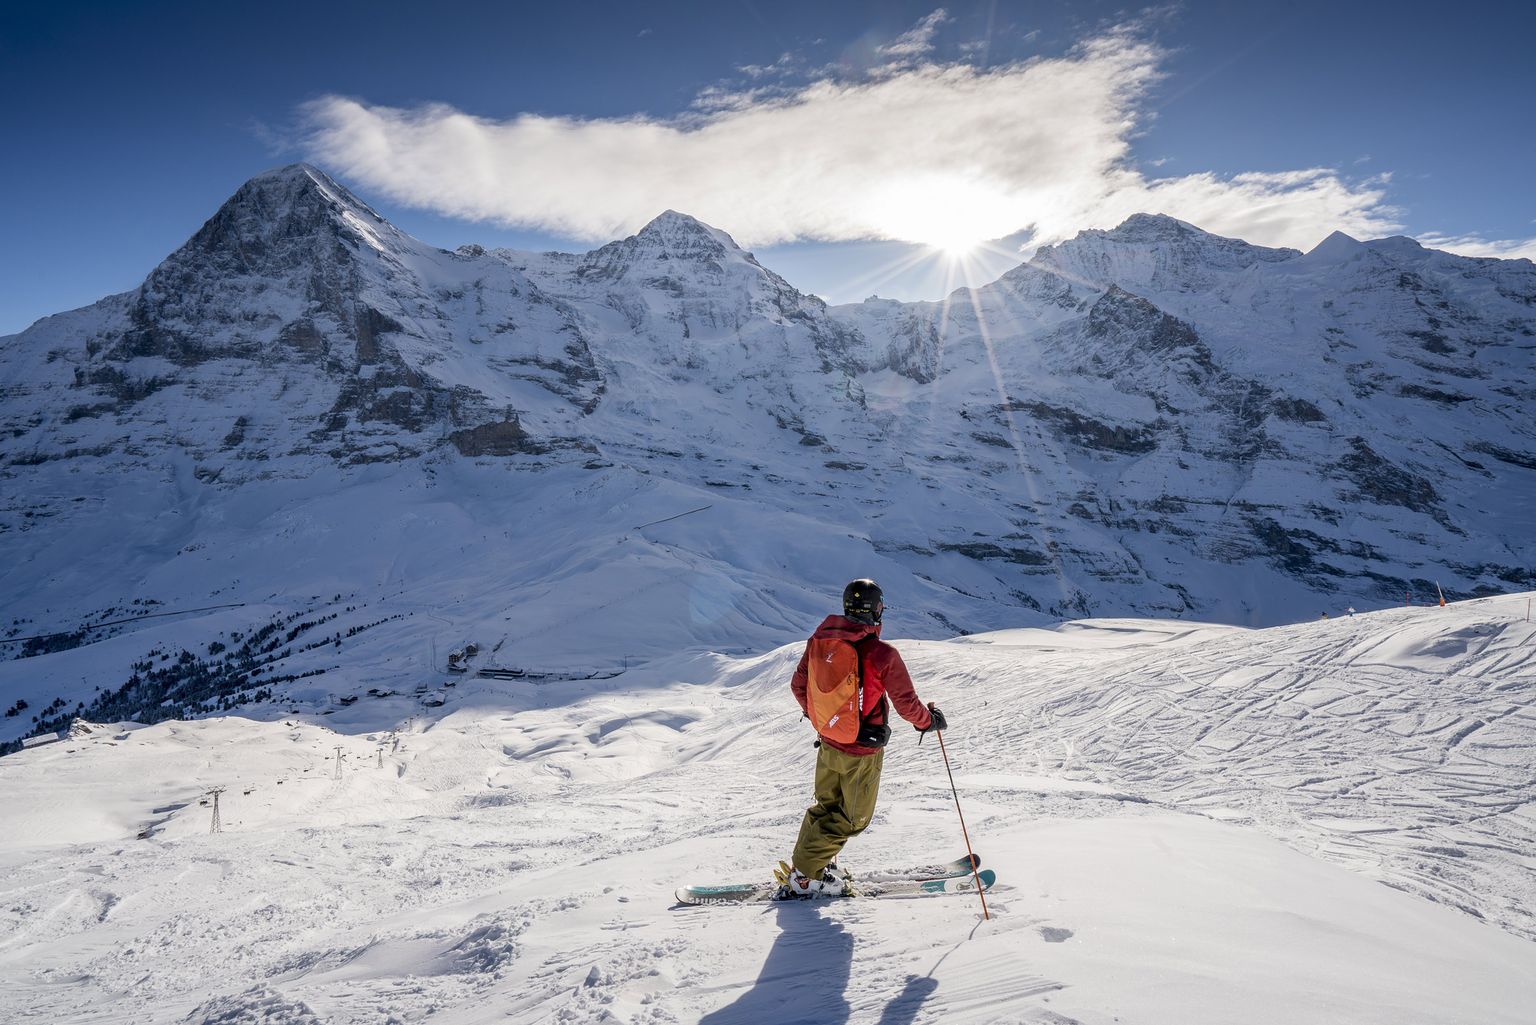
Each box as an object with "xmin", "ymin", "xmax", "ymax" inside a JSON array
[{"xmin": 776, "ymin": 578, "xmax": 947, "ymax": 898}]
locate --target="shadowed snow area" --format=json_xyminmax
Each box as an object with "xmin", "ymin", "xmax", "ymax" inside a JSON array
[{"xmin": 0, "ymin": 596, "xmax": 1533, "ymax": 1023}]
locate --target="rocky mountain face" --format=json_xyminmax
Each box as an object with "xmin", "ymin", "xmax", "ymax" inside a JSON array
[
  {"xmin": 2, "ymin": 165, "xmax": 1533, "ymax": 685},
  {"xmin": 831, "ymin": 214, "xmax": 1535, "ymax": 620}
]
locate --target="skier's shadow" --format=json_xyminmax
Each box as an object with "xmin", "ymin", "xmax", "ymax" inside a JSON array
[
  {"xmin": 875, "ymin": 974, "xmax": 938, "ymax": 1025},
  {"xmin": 699, "ymin": 903, "xmax": 854, "ymax": 1025},
  {"xmin": 699, "ymin": 904, "xmax": 938, "ymax": 1025}
]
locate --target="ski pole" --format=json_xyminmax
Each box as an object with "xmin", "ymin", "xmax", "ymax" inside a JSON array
[{"xmin": 934, "ymin": 725, "xmax": 990, "ymax": 921}]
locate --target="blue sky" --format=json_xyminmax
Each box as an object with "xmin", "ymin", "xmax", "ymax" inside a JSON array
[{"xmin": 2, "ymin": 0, "xmax": 1533, "ymax": 335}]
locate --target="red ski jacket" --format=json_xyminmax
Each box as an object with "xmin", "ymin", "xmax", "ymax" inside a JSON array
[{"xmin": 790, "ymin": 615, "xmax": 932, "ymax": 756}]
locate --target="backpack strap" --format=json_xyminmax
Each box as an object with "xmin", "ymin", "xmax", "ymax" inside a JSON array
[{"xmin": 855, "ymin": 638, "xmax": 865, "ymax": 718}]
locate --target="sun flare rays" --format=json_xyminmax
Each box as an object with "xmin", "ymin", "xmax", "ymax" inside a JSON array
[{"xmin": 901, "ymin": 234, "xmax": 1074, "ymax": 607}]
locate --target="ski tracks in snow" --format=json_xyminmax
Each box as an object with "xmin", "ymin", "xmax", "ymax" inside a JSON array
[
  {"xmin": 920, "ymin": 602, "xmax": 1536, "ymax": 939},
  {"xmin": 2, "ymin": 598, "xmax": 1534, "ymax": 1023}
]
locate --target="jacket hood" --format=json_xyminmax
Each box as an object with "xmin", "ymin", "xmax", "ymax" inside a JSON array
[{"xmin": 812, "ymin": 614, "xmax": 882, "ymax": 642}]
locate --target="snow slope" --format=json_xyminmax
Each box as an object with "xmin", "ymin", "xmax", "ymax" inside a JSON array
[{"xmin": 2, "ymin": 596, "xmax": 1532, "ymax": 1024}]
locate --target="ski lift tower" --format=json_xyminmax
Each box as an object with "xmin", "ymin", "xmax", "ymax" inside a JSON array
[{"xmin": 207, "ymin": 787, "xmax": 226, "ymax": 834}]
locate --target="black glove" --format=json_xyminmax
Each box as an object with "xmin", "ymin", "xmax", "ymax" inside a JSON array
[
  {"xmin": 918, "ymin": 703, "xmax": 948, "ymax": 733},
  {"xmin": 855, "ymin": 721, "xmax": 892, "ymax": 749}
]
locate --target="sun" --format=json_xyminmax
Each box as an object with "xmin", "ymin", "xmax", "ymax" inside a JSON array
[
  {"xmin": 862, "ymin": 175, "xmax": 1006, "ymax": 259},
  {"xmin": 932, "ymin": 236, "xmax": 984, "ymax": 260}
]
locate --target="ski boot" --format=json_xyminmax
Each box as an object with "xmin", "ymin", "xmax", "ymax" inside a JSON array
[
  {"xmin": 773, "ymin": 861, "xmax": 847, "ymax": 899},
  {"xmin": 776, "ymin": 860, "xmax": 852, "ymax": 885}
]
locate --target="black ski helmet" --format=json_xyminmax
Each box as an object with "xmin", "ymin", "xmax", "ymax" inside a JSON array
[{"xmin": 842, "ymin": 579, "xmax": 884, "ymax": 624}]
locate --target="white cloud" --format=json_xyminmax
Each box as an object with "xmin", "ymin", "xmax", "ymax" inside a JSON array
[
  {"xmin": 1138, "ymin": 169, "xmax": 1400, "ymax": 252},
  {"xmin": 1417, "ymin": 233, "xmax": 1536, "ymax": 262},
  {"xmin": 737, "ymin": 53, "xmax": 800, "ymax": 79},
  {"xmin": 876, "ymin": 8, "xmax": 951, "ymax": 60},
  {"xmin": 299, "ymin": 18, "xmax": 1406, "ymax": 254}
]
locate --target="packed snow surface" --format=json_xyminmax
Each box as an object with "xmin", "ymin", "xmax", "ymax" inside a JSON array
[{"xmin": 2, "ymin": 596, "xmax": 1533, "ymax": 1023}]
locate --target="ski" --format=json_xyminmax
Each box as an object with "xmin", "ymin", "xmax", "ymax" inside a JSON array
[
  {"xmin": 675, "ymin": 868, "xmax": 995, "ymax": 906},
  {"xmin": 855, "ymin": 853, "xmax": 980, "ymax": 883},
  {"xmin": 678, "ymin": 854, "xmax": 982, "ymax": 906},
  {"xmin": 769, "ymin": 853, "xmax": 980, "ymax": 887}
]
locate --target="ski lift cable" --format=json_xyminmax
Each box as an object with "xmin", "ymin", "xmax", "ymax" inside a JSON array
[
  {"xmin": 2, "ymin": 602, "xmax": 249, "ymax": 645},
  {"xmin": 631, "ymin": 505, "xmax": 712, "ymax": 531}
]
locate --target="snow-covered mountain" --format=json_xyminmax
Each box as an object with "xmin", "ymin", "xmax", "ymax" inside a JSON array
[{"xmin": 2, "ymin": 164, "xmax": 1534, "ymax": 744}]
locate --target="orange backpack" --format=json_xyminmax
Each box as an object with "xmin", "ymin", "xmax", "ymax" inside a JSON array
[{"xmin": 806, "ymin": 637, "xmax": 863, "ymax": 744}]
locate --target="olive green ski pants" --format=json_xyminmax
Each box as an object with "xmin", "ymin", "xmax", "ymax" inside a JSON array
[{"xmin": 791, "ymin": 743, "xmax": 884, "ymax": 876}]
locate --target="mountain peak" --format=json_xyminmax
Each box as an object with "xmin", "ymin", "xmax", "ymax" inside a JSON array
[
  {"xmin": 1089, "ymin": 213, "xmax": 1305, "ymax": 263},
  {"xmin": 120, "ymin": 163, "xmax": 420, "ymax": 363},
  {"xmin": 577, "ymin": 209, "xmax": 760, "ymax": 283},
  {"xmin": 247, "ymin": 161, "xmax": 327, "ymax": 186},
  {"xmin": 1365, "ymin": 235, "xmax": 1429, "ymax": 260},
  {"xmin": 1319, "ymin": 229, "xmax": 1362, "ymax": 246},
  {"xmin": 228, "ymin": 163, "xmax": 388, "ymax": 229},
  {"xmin": 1103, "ymin": 212, "xmax": 1208, "ymax": 242},
  {"xmin": 643, "ymin": 208, "xmax": 706, "ymax": 229},
  {"xmin": 172, "ymin": 163, "xmax": 407, "ymax": 271},
  {"xmin": 634, "ymin": 210, "xmax": 744, "ymax": 253},
  {"xmin": 1302, "ymin": 230, "xmax": 1366, "ymax": 263},
  {"xmin": 1032, "ymin": 213, "xmax": 1303, "ymax": 290}
]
